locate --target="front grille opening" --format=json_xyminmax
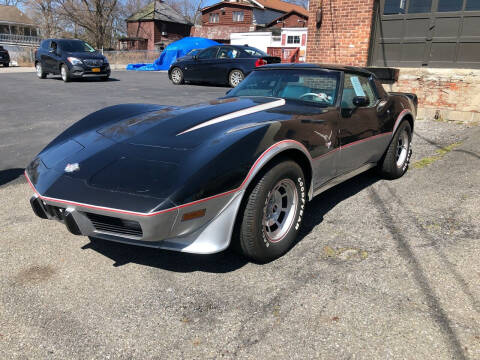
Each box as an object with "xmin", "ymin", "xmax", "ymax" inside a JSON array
[{"xmin": 86, "ymin": 213, "xmax": 143, "ymax": 238}]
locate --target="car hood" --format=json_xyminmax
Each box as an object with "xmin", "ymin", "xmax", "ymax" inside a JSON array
[
  {"xmin": 65, "ymin": 51, "xmax": 104, "ymax": 60},
  {"xmin": 27, "ymin": 97, "xmax": 288, "ymax": 212}
]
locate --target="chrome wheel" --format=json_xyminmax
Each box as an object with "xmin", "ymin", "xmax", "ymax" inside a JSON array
[
  {"xmin": 263, "ymin": 178, "xmax": 298, "ymax": 243},
  {"xmin": 396, "ymin": 129, "xmax": 410, "ymax": 167},
  {"xmin": 171, "ymin": 68, "xmax": 182, "ymax": 84},
  {"xmin": 229, "ymin": 70, "xmax": 244, "ymax": 87},
  {"xmin": 61, "ymin": 66, "xmax": 67, "ymax": 81}
]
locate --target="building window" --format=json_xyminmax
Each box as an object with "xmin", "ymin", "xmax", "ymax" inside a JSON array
[
  {"xmin": 287, "ymin": 35, "xmax": 300, "ymax": 44},
  {"xmin": 233, "ymin": 11, "xmax": 244, "ymax": 22},
  {"xmin": 438, "ymin": 0, "xmax": 463, "ymax": 11},
  {"xmin": 466, "ymin": 0, "xmax": 480, "ymax": 10},
  {"xmin": 408, "ymin": 0, "xmax": 432, "ymax": 13},
  {"xmin": 384, "ymin": 0, "xmax": 406, "ymax": 14},
  {"xmin": 209, "ymin": 13, "xmax": 219, "ymax": 23}
]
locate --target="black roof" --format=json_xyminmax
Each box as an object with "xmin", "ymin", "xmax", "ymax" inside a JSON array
[{"xmin": 258, "ymin": 63, "xmax": 374, "ymax": 77}]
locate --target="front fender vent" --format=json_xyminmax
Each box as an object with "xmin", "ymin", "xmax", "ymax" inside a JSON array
[{"xmin": 86, "ymin": 213, "xmax": 143, "ymax": 238}]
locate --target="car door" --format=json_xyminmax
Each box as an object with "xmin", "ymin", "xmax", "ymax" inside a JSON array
[
  {"xmin": 45, "ymin": 41, "xmax": 60, "ymax": 73},
  {"xmin": 40, "ymin": 40, "xmax": 52, "ymax": 71},
  {"xmin": 215, "ymin": 46, "xmax": 241, "ymax": 82},
  {"xmin": 188, "ymin": 46, "xmax": 219, "ymax": 82},
  {"xmin": 337, "ymin": 72, "xmax": 384, "ymax": 174}
]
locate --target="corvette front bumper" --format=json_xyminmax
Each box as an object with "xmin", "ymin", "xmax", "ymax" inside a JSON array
[{"xmin": 29, "ymin": 190, "xmax": 244, "ymax": 254}]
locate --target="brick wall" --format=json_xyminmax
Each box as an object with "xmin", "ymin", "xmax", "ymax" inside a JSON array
[
  {"xmin": 306, "ymin": 0, "xmax": 375, "ymax": 66},
  {"xmin": 128, "ymin": 21, "xmax": 155, "ymax": 50},
  {"xmin": 388, "ymin": 68, "xmax": 480, "ymax": 122}
]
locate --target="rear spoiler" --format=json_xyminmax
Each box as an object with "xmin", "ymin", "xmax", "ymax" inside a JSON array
[{"xmin": 365, "ymin": 67, "xmax": 399, "ymax": 84}]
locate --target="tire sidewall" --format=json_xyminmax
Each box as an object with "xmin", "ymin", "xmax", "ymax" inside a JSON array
[
  {"xmin": 391, "ymin": 121, "xmax": 412, "ymax": 177},
  {"xmin": 247, "ymin": 162, "xmax": 305, "ymax": 261}
]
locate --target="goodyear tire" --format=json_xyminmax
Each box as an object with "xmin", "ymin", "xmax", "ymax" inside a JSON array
[
  {"xmin": 236, "ymin": 160, "xmax": 305, "ymax": 263},
  {"xmin": 379, "ymin": 121, "xmax": 412, "ymax": 179}
]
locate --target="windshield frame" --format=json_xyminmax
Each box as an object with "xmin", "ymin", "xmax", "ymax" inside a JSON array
[{"xmin": 226, "ymin": 68, "xmax": 343, "ymax": 107}]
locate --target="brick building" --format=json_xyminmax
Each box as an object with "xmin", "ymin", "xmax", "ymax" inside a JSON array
[
  {"xmin": 191, "ymin": 0, "xmax": 308, "ymax": 43},
  {"xmin": 120, "ymin": 1, "xmax": 192, "ymax": 51},
  {"xmin": 306, "ymin": 0, "xmax": 480, "ymax": 121}
]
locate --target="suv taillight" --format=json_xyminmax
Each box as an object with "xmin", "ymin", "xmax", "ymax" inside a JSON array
[{"xmin": 255, "ymin": 58, "xmax": 267, "ymax": 67}]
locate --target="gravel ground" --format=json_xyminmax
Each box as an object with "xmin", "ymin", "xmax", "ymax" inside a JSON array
[{"xmin": 0, "ymin": 71, "xmax": 479, "ymax": 359}]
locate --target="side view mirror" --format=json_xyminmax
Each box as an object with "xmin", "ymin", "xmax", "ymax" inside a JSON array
[
  {"xmin": 353, "ymin": 96, "xmax": 369, "ymax": 107},
  {"xmin": 49, "ymin": 49, "xmax": 55, "ymax": 53}
]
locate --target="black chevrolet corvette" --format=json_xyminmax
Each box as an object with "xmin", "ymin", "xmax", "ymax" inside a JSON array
[{"xmin": 26, "ymin": 64, "xmax": 417, "ymax": 262}]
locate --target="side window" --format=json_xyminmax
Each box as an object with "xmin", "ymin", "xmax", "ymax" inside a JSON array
[
  {"xmin": 341, "ymin": 73, "xmax": 378, "ymax": 108},
  {"xmin": 50, "ymin": 41, "xmax": 58, "ymax": 52},
  {"xmin": 198, "ymin": 47, "xmax": 218, "ymax": 59},
  {"xmin": 217, "ymin": 47, "xmax": 239, "ymax": 59}
]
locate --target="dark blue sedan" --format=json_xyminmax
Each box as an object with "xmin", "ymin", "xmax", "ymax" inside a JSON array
[{"xmin": 168, "ymin": 45, "xmax": 281, "ymax": 87}]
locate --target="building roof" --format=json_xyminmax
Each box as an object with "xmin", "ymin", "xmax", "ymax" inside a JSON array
[
  {"xmin": 201, "ymin": 0, "xmax": 308, "ymax": 17},
  {"xmin": 256, "ymin": 0, "xmax": 308, "ymax": 17},
  {"xmin": 265, "ymin": 10, "xmax": 308, "ymax": 27},
  {"xmin": 127, "ymin": 1, "xmax": 191, "ymax": 25},
  {"xmin": 0, "ymin": 5, "xmax": 36, "ymax": 26}
]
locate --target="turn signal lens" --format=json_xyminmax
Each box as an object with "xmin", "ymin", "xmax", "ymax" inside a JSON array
[
  {"xmin": 255, "ymin": 58, "xmax": 267, "ymax": 67},
  {"xmin": 181, "ymin": 209, "xmax": 206, "ymax": 221}
]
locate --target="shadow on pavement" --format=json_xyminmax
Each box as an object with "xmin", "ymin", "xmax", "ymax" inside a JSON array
[
  {"xmin": 0, "ymin": 168, "xmax": 24, "ymax": 186},
  {"xmin": 85, "ymin": 169, "xmax": 381, "ymax": 273}
]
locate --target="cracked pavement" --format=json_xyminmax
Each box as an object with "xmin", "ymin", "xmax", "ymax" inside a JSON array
[{"xmin": 0, "ymin": 71, "xmax": 479, "ymax": 359}]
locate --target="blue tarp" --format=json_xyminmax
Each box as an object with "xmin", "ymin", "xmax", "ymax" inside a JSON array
[{"xmin": 126, "ymin": 37, "xmax": 219, "ymax": 71}]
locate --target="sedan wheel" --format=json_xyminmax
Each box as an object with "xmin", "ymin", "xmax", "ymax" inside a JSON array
[
  {"xmin": 36, "ymin": 63, "xmax": 46, "ymax": 79},
  {"xmin": 229, "ymin": 69, "xmax": 244, "ymax": 87},
  {"xmin": 170, "ymin": 67, "xmax": 184, "ymax": 85},
  {"xmin": 235, "ymin": 160, "xmax": 305, "ymax": 263}
]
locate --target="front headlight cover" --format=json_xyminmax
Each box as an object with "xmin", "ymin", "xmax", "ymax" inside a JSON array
[{"xmin": 67, "ymin": 57, "xmax": 83, "ymax": 65}]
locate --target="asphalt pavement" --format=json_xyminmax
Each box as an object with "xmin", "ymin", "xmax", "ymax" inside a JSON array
[{"xmin": 0, "ymin": 70, "xmax": 479, "ymax": 359}]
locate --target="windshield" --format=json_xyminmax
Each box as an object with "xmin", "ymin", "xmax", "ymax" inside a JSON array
[
  {"xmin": 243, "ymin": 47, "xmax": 268, "ymax": 57},
  {"xmin": 60, "ymin": 40, "xmax": 95, "ymax": 53},
  {"xmin": 227, "ymin": 69, "xmax": 340, "ymax": 106}
]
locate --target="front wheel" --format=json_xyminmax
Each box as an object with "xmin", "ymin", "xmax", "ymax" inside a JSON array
[
  {"xmin": 229, "ymin": 69, "xmax": 244, "ymax": 87},
  {"xmin": 4, "ymin": 63, "xmax": 9, "ymax": 67},
  {"xmin": 61, "ymin": 64, "xmax": 70, "ymax": 82},
  {"xmin": 170, "ymin": 67, "xmax": 184, "ymax": 85},
  {"xmin": 235, "ymin": 160, "xmax": 306, "ymax": 263},
  {"xmin": 36, "ymin": 62, "xmax": 46, "ymax": 79},
  {"xmin": 378, "ymin": 121, "xmax": 412, "ymax": 179}
]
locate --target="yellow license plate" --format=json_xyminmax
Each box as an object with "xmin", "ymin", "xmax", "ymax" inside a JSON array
[{"xmin": 92, "ymin": 68, "xmax": 100, "ymax": 72}]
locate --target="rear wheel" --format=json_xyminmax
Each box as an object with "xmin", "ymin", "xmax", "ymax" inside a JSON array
[
  {"xmin": 170, "ymin": 67, "xmax": 184, "ymax": 85},
  {"xmin": 378, "ymin": 121, "xmax": 412, "ymax": 179},
  {"xmin": 4, "ymin": 63, "xmax": 9, "ymax": 67},
  {"xmin": 229, "ymin": 69, "xmax": 244, "ymax": 87},
  {"xmin": 235, "ymin": 160, "xmax": 305, "ymax": 263},
  {"xmin": 61, "ymin": 64, "xmax": 70, "ymax": 82},
  {"xmin": 36, "ymin": 62, "xmax": 46, "ymax": 79}
]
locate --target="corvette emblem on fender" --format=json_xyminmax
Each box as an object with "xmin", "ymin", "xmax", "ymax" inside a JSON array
[{"xmin": 64, "ymin": 163, "xmax": 80, "ymax": 173}]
